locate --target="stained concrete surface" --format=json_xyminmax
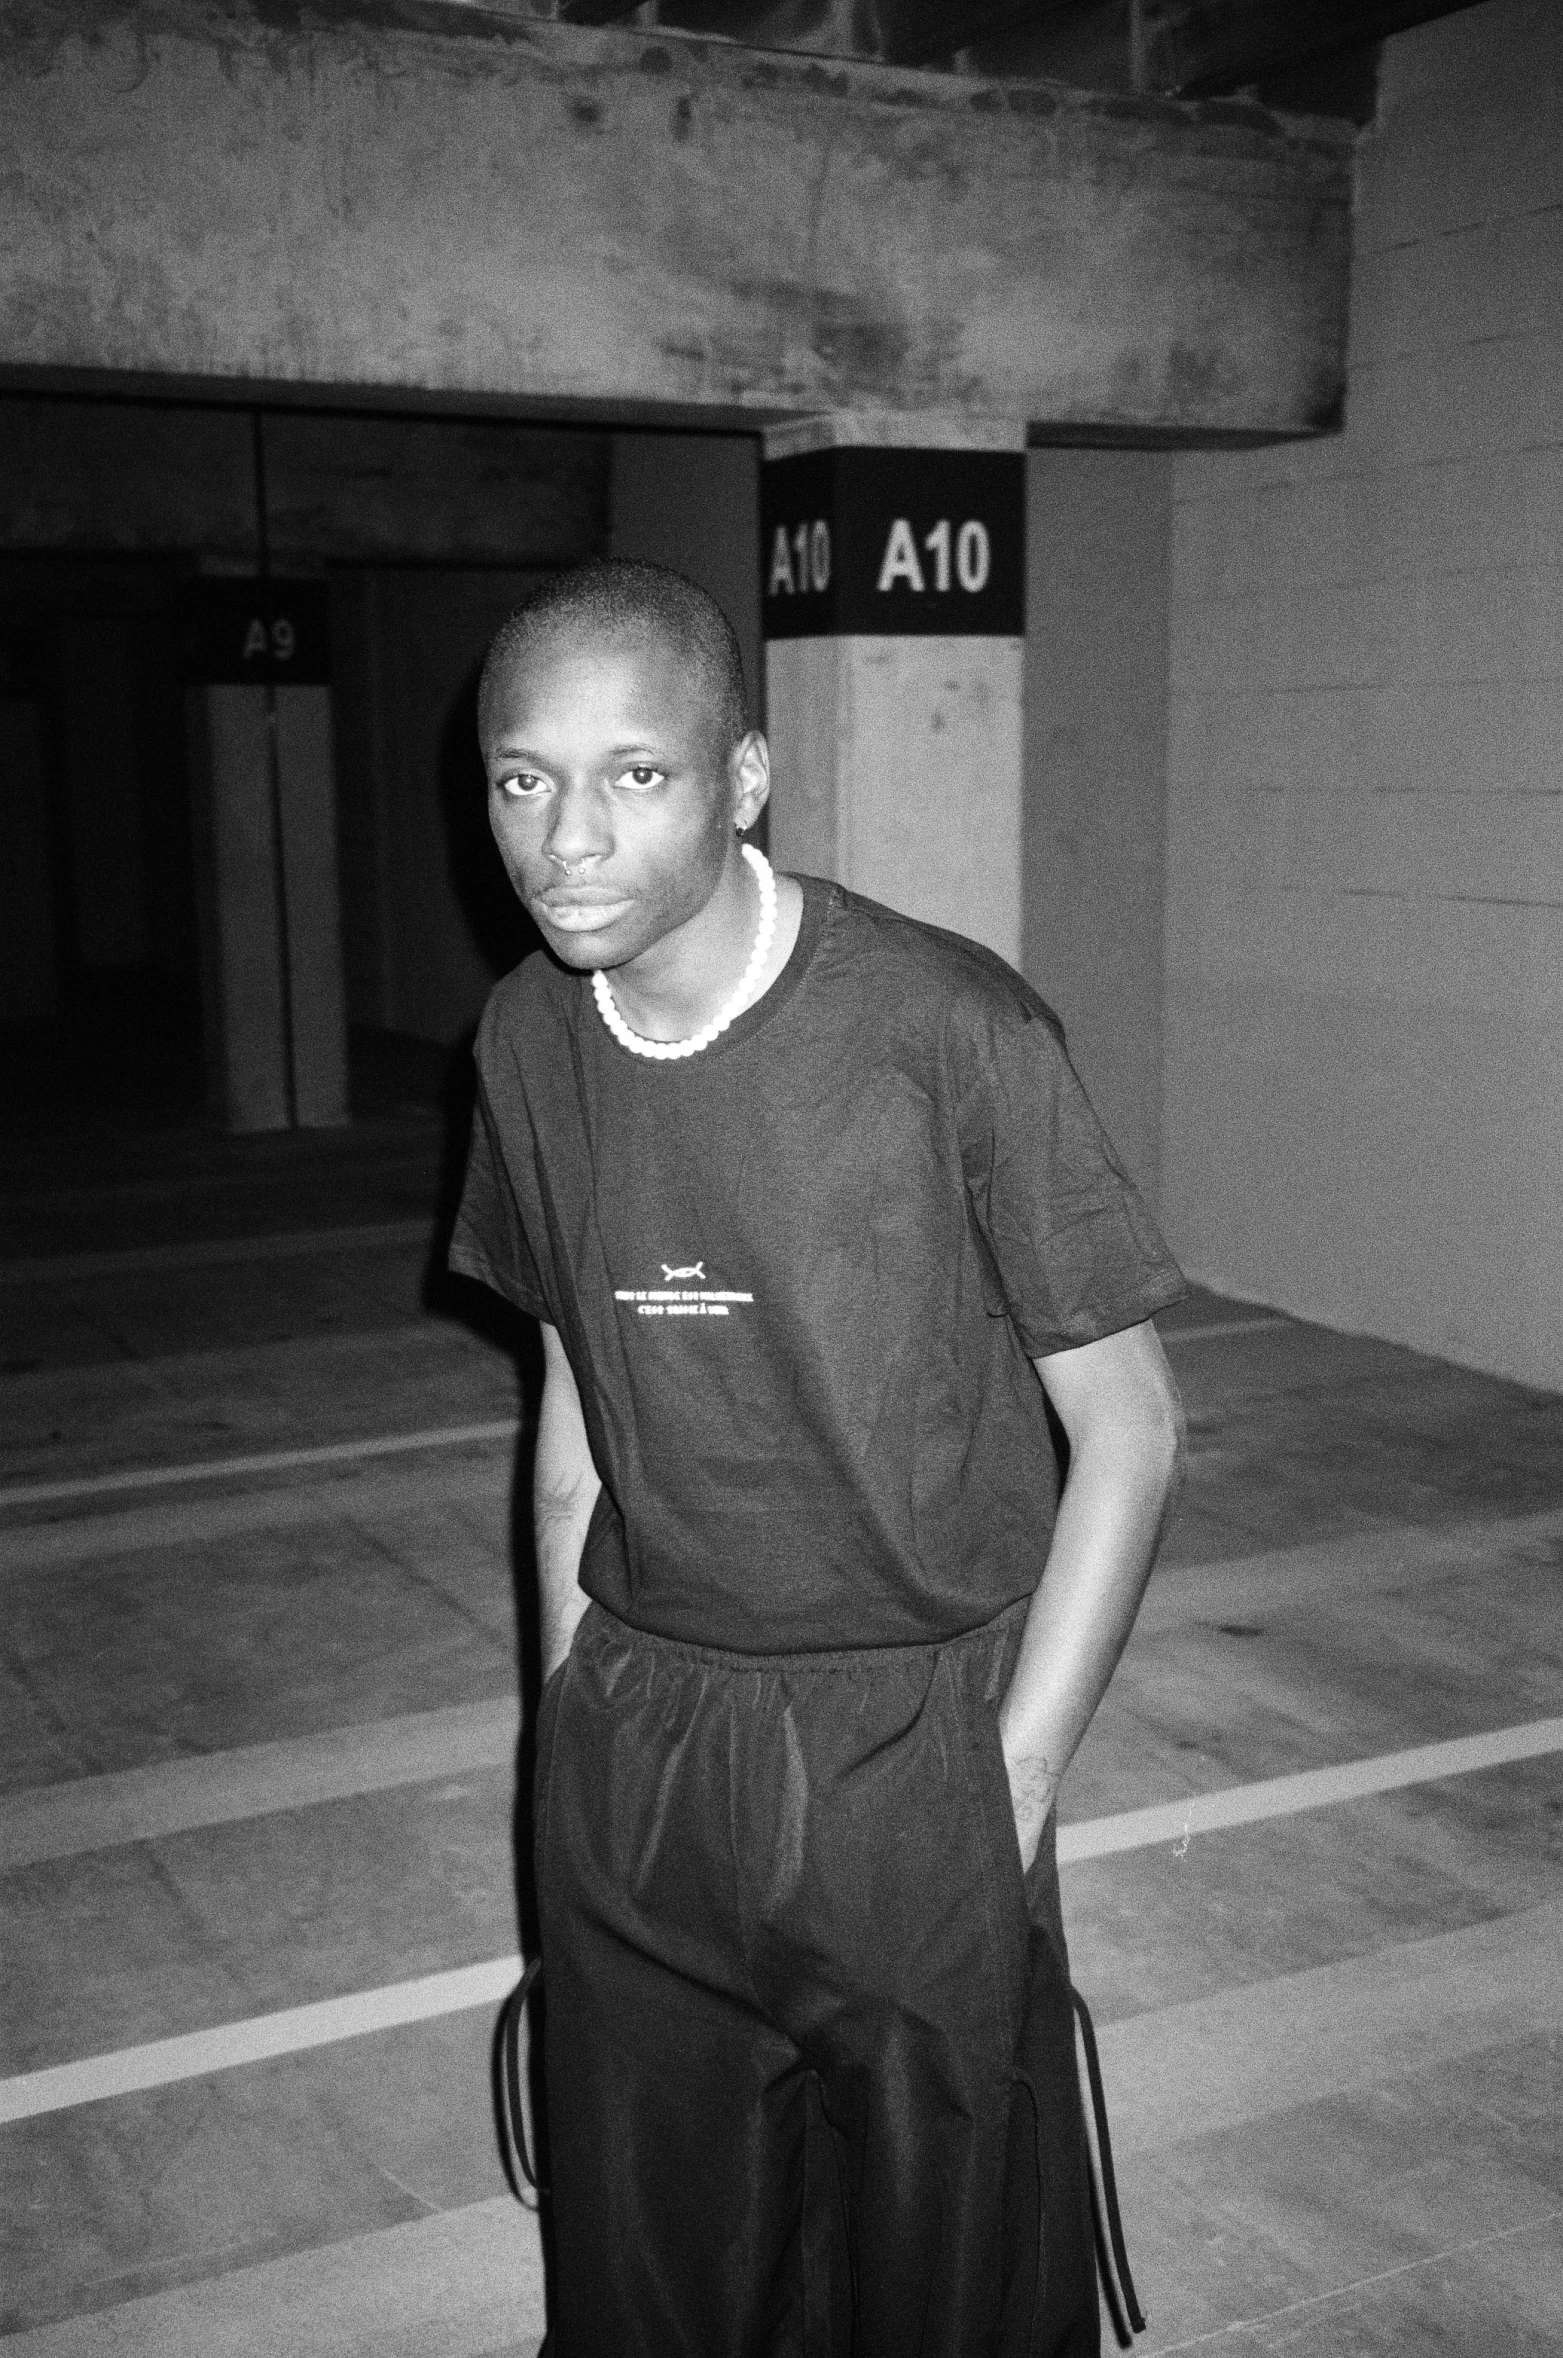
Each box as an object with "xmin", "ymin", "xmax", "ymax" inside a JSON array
[
  {"xmin": 1, "ymin": 3, "xmax": 1352, "ymax": 436},
  {"xmin": 1, "ymin": 1108, "xmax": 1559, "ymax": 2351}
]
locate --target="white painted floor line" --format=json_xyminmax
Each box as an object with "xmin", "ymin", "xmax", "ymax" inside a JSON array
[
  {"xmin": 0, "ymin": 1318, "xmax": 1298, "ymax": 1517},
  {"xmin": 0, "ymin": 1698, "xmax": 521, "ymax": 1871},
  {"xmin": 0, "ymin": 1956, "xmax": 522, "ymax": 2125},
  {"xmin": 10, "ymin": 1696, "xmax": 1558, "ymax": 1876},
  {"xmin": 5, "ymin": 1712, "xmax": 1558, "ymax": 2127},
  {"xmin": 0, "ymin": 1419, "xmax": 519, "ymax": 1508},
  {"xmin": 11, "ymin": 1921, "xmax": 1558, "ymax": 2357},
  {"xmin": 1102, "ymin": 1896, "xmax": 1563, "ymax": 2157},
  {"xmin": 0, "ymin": 1218, "xmax": 433, "ymax": 1288},
  {"xmin": 0, "ymin": 1452, "xmax": 515, "ymax": 1577},
  {"xmin": 0, "ymin": 1320, "xmax": 1295, "ymax": 1515},
  {"xmin": 1056, "ymin": 1712, "xmax": 1563, "ymax": 1863},
  {"xmin": 1135, "ymin": 1502, "xmax": 1563, "ymax": 1633},
  {"xmin": 1159, "ymin": 1313, "xmax": 1294, "ymax": 1344}
]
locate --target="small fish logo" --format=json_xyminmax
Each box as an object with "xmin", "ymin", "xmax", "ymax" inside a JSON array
[{"xmin": 662, "ymin": 1262, "xmax": 706, "ymax": 1283}]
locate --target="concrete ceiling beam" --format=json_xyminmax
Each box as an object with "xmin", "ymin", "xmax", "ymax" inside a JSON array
[{"xmin": 0, "ymin": 0, "xmax": 1352, "ymax": 439}]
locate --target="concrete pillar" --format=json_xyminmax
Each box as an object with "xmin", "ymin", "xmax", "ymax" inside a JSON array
[
  {"xmin": 761, "ymin": 416, "xmax": 1026, "ymax": 965},
  {"xmin": 182, "ymin": 577, "xmax": 349, "ymax": 1131},
  {"xmin": 272, "ymin": 684, "xmax": 349, "ymax": 1126}
]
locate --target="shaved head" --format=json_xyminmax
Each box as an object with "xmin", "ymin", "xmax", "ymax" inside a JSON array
[{"xmin": 479, "ymin": 559, "xmax": 748, "ymax": 758}]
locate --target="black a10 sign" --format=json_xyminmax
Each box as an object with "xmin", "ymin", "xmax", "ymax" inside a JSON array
[
  {"xmin": 177, "ymin": 580, "xmax": 331, "ymax": 685},
  {"xmin": 761, "ymin": 447, "xmax": 1024, "ymax": 639}
]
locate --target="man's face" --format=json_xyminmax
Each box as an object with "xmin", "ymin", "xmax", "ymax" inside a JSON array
[{"xmin": 481, "ymin": 624, "xmax": 741, "ymax": 971}]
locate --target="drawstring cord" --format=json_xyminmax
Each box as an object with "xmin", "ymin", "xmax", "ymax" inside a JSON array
[
  {"xmin": 494, "ymin": 1957, "xmax": 547, "ymax": 2205},
  {"xmin": 494, "ymin": 1959, "xmax": 1145, "ymax": 2350},
  {"xmin": 1072, "ymin": 1984, "xmax": 1147, "ymax": 2346}
]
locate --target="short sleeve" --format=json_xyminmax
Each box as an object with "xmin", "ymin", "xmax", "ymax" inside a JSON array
[
  {"xmin": 447, "ymin": 1073, "xmax": 554, "ymax": 1322},
  {"xmin": 959, "ymin": 1006, "xmax": 1185, "ymax": 1357}
]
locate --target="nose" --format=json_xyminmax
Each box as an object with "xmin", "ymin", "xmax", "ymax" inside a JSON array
[{"xmin": 543, "ymin": 781, "xmax": 611, "ymax": 873}]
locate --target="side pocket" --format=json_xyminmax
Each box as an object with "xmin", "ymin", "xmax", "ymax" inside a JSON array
[
  {"xmin": 974, "ymin": 1696, "xmax": 1031, "ymax": 1920},
  {"xmin": 957, "ymin": 1667, "xmax": 1032, "ymax": 2054},
  {"xmin": 531, "ymin": 1653, "xmax": 572, "ymax": 1897}
]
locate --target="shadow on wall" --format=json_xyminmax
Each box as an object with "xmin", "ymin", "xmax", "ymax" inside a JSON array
[
  {"xmin": 423, "ymin": 654, "xmax": 544, "ymax": 1323},
  {"xmin": 425, "ymin": 656, "xmax": 551, "ymax": 2078},
  {"xmin": 437, "ymin": 654, "xmax": 540, "ymax": 987}
]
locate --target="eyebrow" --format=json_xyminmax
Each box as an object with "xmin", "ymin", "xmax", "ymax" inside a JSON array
[{"xmin": 489, "ymin": 741, "xmax": 670, "ymax": 764}]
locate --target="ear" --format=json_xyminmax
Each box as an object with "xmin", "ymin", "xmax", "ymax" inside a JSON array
[{"xmin": 729, "ymin": 731, "xmax": 771, "ymax": 833}]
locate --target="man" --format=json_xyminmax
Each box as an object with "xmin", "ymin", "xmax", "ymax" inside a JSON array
[{"xmin": 451, "ymin": 559, "xmax": 1185, "ymax": 2357}]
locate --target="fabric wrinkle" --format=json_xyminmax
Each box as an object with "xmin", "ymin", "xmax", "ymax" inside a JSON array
[
  {"xmin": 534, "ymin": 1598, "xmax": 1097, "ymax": 2355},
  {"xmin": 775, "ymin": 1699, "xmax": 810, "ymax": 1903},
  {"xmin": 450, "ymin": 873, "xmax": 1184, "ymax": 1656},
  {"xmin": 452, "ymin": 877, "xmax": 1157, "ymax": 2356}
]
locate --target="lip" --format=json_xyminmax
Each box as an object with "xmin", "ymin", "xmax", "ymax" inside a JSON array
[{"xmin": 533, "ymin": 893, "xmax": 634, "ymax": 933}]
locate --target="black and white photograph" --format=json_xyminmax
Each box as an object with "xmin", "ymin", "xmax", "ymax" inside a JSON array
[{"xmin": 1, "ymin": 5, "xmax": 1559, "ymax": 2354}]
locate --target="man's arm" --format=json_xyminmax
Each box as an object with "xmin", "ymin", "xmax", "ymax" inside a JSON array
[
  {"xmin": 999, "ymin": 1319, "xmax": 1185, "ymax": 1868},
  {"xmin": 535, "ymin": 1322, "xmax": 601, "ymax": 1680}
]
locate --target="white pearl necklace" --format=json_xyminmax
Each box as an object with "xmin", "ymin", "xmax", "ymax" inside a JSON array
[{"xmin": 590, "ymin": 843, "xmax": 778, "ymax": 1061}]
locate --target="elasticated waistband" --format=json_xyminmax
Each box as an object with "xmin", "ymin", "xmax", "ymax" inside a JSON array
[{"xmin": 577, "ymin": 1592, "xmax": 1030, "ymax": 1679}]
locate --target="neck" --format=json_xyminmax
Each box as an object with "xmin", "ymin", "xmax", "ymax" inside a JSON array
[{"xmin": 605, "ymin": 845, "xmax": 763, "ymax": 1042}]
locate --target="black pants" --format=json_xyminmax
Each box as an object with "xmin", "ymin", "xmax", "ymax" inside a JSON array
[{"xmin": 534, "ymin": 1600, "xmax": 1099, "ymax": 2358}]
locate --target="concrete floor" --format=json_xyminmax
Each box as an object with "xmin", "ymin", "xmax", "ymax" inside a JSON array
[{"xmin": 1, "ymin": 1102, "xmax": 1560, "ymax": 2355}]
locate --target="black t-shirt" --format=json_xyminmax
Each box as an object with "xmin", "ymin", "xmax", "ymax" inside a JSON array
[{"xmin": 450, "ymin": 875, "xmax": 1185, "ymax": 1653}]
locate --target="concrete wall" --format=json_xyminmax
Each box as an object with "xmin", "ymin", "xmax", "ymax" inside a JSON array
[
  {"xmin": 1161, "ymin": 0, "xmax": 1563, "ymax": 1390},
  {"xmin": 1023, "ymin": 450, "xmax": 1172, "ymax": 1206},
  {"xmin": 0, "ymin": 0, "xmax": 1351, "ymax": 438}
]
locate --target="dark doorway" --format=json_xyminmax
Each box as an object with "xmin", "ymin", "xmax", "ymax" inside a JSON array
[
  {"xmin": 0, "ymin": 393, "xmax": 611, "ymax": 1150},
  {"xmin": 0, "ymin": 554, "xmax": 203, "ymax": 1136}
]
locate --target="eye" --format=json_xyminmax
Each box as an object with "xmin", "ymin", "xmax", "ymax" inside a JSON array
[
  {"xmin": 616, "ymin": 765, "xmax": 666, "ymax": 791},
  {"xmin": 495, "ymin": 770, "xmax": 548, "ymax": 800}
]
